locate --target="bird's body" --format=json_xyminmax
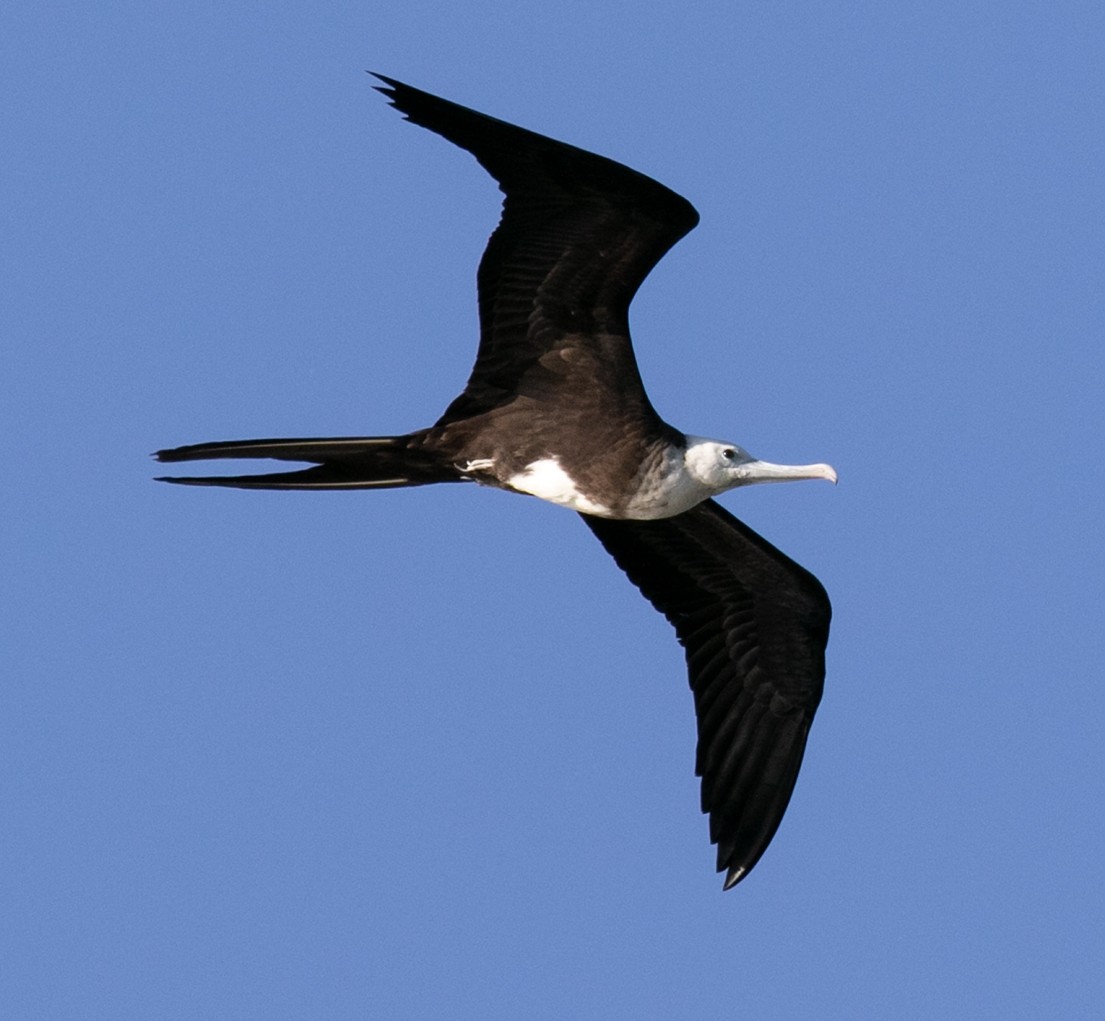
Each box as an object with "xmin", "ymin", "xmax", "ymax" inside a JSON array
[{"xmin": 157, "ymin": 75, "xmax": 836, "ymax": 888}]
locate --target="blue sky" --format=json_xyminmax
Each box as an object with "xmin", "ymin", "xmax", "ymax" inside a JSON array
[{"xmin": 4, "ymin": 1, "xmax": 1103, "ymax": 1017}]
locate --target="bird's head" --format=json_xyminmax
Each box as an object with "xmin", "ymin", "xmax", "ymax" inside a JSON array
[{"xmin": 684, "ymin": 436, "xmax": 837, "ymax": 495}]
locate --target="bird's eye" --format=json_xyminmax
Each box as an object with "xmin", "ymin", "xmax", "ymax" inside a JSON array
[{"xmin": 722, "ymin": 448, "xmax": 735, "ymax": 460}]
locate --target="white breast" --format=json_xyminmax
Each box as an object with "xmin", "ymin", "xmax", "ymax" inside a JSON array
[
  {"xmin": 621, "ymin": 446, "xmax": 713, "ymax": 519},
  {"xmin": 507, "ymin": 458, "xmax": 613, "ymax": 516}
]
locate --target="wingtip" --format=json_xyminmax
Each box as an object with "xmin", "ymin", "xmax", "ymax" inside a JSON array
[
  {"xmin": 367, "ymin": 71, "xmax": 406, "ymax": 104},
  {"xmin": 722, "ymin": 866, "xmax": 746, "ymax": 891}
]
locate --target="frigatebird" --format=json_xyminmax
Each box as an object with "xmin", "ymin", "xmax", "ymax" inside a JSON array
[{"xmin": 156, "ymin": 75, "xmax": 837, "ymax": 888}]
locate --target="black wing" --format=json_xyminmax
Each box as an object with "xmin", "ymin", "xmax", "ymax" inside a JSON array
[
  {"xmin": 582, "ymin": 500, "xmax": 830, "ymax": 888},
  {"xmin": 372, "ymin": 75, "xmax": 700, "ymax": 425}
]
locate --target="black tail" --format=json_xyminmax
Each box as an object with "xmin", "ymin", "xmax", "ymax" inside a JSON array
[{"xmin": 154, "ymin": 435, "xmax": 460, "ymax": 490}]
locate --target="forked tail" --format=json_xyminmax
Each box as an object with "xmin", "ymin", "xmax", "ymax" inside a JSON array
[{"xmin": 154, "ymin": 435, "xmax": 459, "ymax": 490}]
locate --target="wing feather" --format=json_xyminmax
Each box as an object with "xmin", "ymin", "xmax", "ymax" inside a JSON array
[
  {"xmin": 372, "ymin": 75, "xmax": 699, "ymax": 424},
  {"xmin": 582, "ymin": 499, "xmax": 830, "ymax": 888}
]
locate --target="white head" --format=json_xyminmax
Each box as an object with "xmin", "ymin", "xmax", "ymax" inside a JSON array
[{"xmin": 684, "ymin": 435, "xmax": 838, "ymax": 496}]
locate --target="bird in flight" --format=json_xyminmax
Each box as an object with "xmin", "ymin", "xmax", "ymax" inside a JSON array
[{"xmin": 157, "ymin": 74, "xmax": 837, "ymax": 889}]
